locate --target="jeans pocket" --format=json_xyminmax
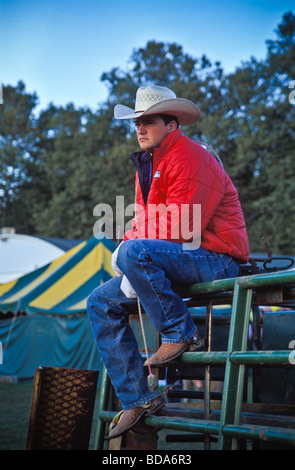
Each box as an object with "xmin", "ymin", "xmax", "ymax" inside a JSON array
[
  {"xmin": 190, "ymin": 252, "xmax": 222, "ymax": 283},
  {"xmin": 213, "ymin": 256, "xmax": 240, "ymax": 281}
]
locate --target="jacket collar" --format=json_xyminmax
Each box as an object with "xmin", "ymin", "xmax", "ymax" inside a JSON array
[
  {"xmin": 153, "ymin": 128, "xmax": 182, "ymax": 165},
  {"xmin": 130, "ymin": 128, "xmax": 183, "ymax": 167}
]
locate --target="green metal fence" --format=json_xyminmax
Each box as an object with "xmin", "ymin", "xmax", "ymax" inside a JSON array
[{"xmin": 94, "ymin": 268, "xmax": 295, "ymax": 450}]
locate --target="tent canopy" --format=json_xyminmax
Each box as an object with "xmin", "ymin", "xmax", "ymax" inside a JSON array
[
  {"xmin": 0, "ymin": 236, "xmax": 116, "ymax": 316},
  {"xmin": 0, "ymin": 236, "xmax": 116, "ymax": 378},
  {"xmin": 0, "ymin": 232, "xmax": 68, "ymax": 283}
]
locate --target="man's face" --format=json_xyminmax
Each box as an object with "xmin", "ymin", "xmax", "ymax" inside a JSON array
[{"xmin": 135, "ymin": 115, "xmax": 175, "ymax": 154}]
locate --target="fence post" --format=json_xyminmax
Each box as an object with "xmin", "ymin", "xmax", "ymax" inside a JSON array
[{"xmin": 218, "ymin": 281, "xmax": 252, "ymax": 450}]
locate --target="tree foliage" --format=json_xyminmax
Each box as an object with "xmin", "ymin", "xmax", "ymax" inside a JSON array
[{"xmin": 0, "ymin": 12, "xmax": 294, "ymax": 254}]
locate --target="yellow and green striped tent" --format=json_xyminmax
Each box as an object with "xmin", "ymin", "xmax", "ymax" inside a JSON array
[{"xmin": 0, "ymin": 236, "xmax": 116, "ymax": 315}]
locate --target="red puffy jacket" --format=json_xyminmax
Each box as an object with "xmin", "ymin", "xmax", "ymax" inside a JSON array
[{"xmin": 124, "ymin": 129, "xmax": 250, "ymax": 263}]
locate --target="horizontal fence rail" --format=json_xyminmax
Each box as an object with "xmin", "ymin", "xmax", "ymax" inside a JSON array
[
  {"xmin": 95, "ymin": 268, "xmax": 295, "ymax": 450},
  {"xmin": 177, "ymin": 350, "xmax": 293, "ymax": 366},
  {"xmin": 98, "ymin": 411, "xmax": 295, "ymax": 447}
]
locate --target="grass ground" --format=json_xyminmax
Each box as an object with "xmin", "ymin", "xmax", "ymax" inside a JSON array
[
  {"xmin": 0, "ymin": 380, "xmax": 109, "ymax": 450},
  {"xmin": 0, "ymin": 381, "xmax": 33, "ymax": 450},
  {"xmin": 0, "ymin": 380, "xmax": 212, "ymax": 451}
]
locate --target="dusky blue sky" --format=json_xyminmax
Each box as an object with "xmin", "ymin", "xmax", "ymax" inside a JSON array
[{"xmin": 1, "ymin": 0, "xmax": 294, "ymax": 112}]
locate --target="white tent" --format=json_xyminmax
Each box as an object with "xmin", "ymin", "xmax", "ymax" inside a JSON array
[{"xmin": 0, "ymin": 232, "xmax": 66, "ymax": 283}]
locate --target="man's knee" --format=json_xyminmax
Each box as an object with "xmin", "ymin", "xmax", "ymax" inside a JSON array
[
  {"xmin": 117, "ymin": 239, "xmax": 162, "ymax": 276},
  {"xmin": 117, "ymin": 239, "xmax": 144, "ymax": 270}
]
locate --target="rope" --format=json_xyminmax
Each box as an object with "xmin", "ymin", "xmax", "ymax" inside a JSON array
[
  {"xmin": 136, "ymin": 296, "xmax": 158, "ymax": 391},
  {"xmin": 136, "ymin": 296, "xmax": 152, "ymax": 375}
]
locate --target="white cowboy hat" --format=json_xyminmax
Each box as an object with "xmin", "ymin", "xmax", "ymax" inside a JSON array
[{"xmin": 114, "ymin": 85, "xmax": 200, "ymax": 125}]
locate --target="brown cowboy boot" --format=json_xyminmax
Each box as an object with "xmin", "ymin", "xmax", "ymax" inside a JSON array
[
  {"xmin": 108, "ymin": 394, "xmax": 165, "ymax": 439},
  {"xmin": 144, "ymin": 332, "xmax": 205, "ymax": 367}
]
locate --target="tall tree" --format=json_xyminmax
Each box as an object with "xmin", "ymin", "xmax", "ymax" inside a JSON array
[
  {"xmin": 222, "ymin": 12, "xmax": 295, "ymax": 253},
  {"xmin": 0, "ymin": 81, "xmax": 38, "ymax": 231},
  {"xmin": 33, "ymin": 103, "xmax": 134, "ymax": 239},
  {"xmin": 1, "ymin": 13, "xmax": 294, "ymax": 253}
]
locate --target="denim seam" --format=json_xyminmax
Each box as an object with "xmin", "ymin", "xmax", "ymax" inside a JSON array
[
  {"xmin": 146, "ymin": 248, "xmax": 225, "ymax": 286},
  {"xmin": 104, "ymin": 303, "xmax": 144, "ymax": 400},
  {"xmin": 152, "ymin": 249, "xmax": 223, "ymax": 259},
  {"xmin": 138, "ymin": 248, "xmax": 184, "ymax": 337},
  {"xmin": 138, "ymin": 249, "xmax": 195, "ymax": 343},
  {"xmin": 213, "ymin": 256, "xmax": 231, "ymax": 280},
  {"xmin": 142, "ymin": 263, "xmax": 183, "ymax": 339},
  {"xmin": 106, "ymin": 287, "xmax": 124, "ymax": 310},
  {"xmin": 110, "ymin": 315, "xmax": 139, "ymax": 385},
  {"xmin": 161, "ymin": 324, "xmax": 197, "ymax": 344}
]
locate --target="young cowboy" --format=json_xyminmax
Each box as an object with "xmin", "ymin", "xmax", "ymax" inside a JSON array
[{"xmin": 87, "ymin": 85, "xmax": 250, "ymax": 439}]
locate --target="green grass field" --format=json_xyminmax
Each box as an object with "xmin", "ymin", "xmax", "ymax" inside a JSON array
[
  {"xmin": 0, "ymin": 380, "xmax": 210, "ymax": 450},
  {"xmin": 0, "ymin": 381, "xmax": 33, "ymax": 450},
  {"xmin": 0, "ymin": 380, "xmax": 102, "ymax": 450}
]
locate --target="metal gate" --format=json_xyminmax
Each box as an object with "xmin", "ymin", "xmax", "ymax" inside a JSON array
[{"xmin": 93, "ymin": 268, "xmax": 295, "ymax": 450}]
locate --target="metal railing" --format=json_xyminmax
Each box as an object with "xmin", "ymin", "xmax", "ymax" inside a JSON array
[{"xmin": 94, "ymin": 268, "xmax": 295, "ymax": 450}]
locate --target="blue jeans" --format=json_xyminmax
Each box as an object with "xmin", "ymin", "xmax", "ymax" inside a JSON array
[{"xmin": 87, "ymin": 239, "xmax": 240, "ymax": 410}]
